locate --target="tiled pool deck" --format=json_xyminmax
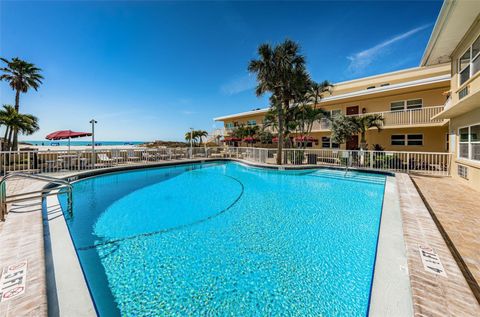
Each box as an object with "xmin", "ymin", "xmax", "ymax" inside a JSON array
[
  {"xmin": 396, "ymin": 174, "xmax": 480, "ymax": 316},
  {"xmin": 0, "ymin": 162, "xmax": 479, "ymax": 316},
  {"xmin": 411, "ymin": 175, "xmax": 480, "ymax": 303}
]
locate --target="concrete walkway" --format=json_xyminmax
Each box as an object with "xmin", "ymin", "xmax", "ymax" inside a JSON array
[{"xmin": 411, "ymin": 175, "xmax": 480, "ymax": 303}]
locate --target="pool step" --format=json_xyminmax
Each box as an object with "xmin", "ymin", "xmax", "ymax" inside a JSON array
[{"xmin": 309, "ymin": 169, "xmax": 386, "ymax": 185}]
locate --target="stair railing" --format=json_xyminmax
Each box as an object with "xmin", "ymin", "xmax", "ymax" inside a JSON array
[{"xmin": 0, "ymin": 172, "xmax": 73, "ymax": 221}]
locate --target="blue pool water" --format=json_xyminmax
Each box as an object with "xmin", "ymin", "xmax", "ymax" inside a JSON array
[{"xmin": 60, "ymin": 162, "xmax": 386, "ymax": 316}]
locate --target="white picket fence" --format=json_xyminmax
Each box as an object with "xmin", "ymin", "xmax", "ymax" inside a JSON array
[{"xmin": 0, "ymin": 147, "xmax": 452, "ymax": 176}]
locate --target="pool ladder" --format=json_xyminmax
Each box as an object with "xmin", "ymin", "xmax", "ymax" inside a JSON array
[{"xmin": 0, "ymin": 172, "xmax": 73, "ymax": 221}]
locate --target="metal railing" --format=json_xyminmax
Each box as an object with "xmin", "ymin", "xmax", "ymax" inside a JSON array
[
  {"xmin": 0, "ymin": 146, "xmax": 452, "ymax": 177},
  {"xmin": 0, "ymin": 172, "xmax": 73, "ymax": 221}
]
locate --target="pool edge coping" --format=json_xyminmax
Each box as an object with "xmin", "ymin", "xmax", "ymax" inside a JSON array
[{"xmin": 368, "ymin": 175, "xmax": 413, "ymax": 316}]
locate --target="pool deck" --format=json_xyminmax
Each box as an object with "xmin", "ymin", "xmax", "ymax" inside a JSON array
[
  {"xmin": 0, "ymin": 160, "xmax": 479, "ymax": 316},
  {"xmin": 0, "ymin": 178, "xmax": 47, "ymax": 317},
  {"xmin": 410, "ymin": 175, "xmax": 480, "ymax": 303},
  {"xmin": 397, "ymin": 174, "xmax": 480, "ymax": 316}
]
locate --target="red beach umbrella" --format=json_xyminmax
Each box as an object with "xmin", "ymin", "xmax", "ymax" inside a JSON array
[
  {"xmin": 46, "ymin": 130, "xmax": 92, "ymax": 151},
  {"xmin": 272, "ymin": 137, "xmax": 279, "ymax": 143}
]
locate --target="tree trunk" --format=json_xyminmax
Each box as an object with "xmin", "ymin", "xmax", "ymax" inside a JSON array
[
  {"xmin": 3, "ymin": 127, "xmax": 9, "ymax": 151},
  {"xmin": 360, "ymin": 132, "xmax": 367, "ymax": 150},
  {"xmin": 7, "ymin": 127, "xmax": 14, "ymax": 151},
  {"xmin": 276, "ymin": 106, "xmax": 284, "ymax": 165},
  {"xmin": 13, "ymin": 90, "xmax": 20, "ymax": 150}
]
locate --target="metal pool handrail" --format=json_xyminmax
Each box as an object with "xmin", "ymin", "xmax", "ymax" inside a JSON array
[{"xmin": 0, "ymin": 172, "xmax": 73, "ymax": 221}]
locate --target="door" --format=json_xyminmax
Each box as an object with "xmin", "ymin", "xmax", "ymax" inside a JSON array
[
  {"xmin": 346, "ymin": 135, "xmax": 359, "ymax": 150},
  {"xmin": 346, "ymin": 106, "xmax": 359, "ymax": 115}
]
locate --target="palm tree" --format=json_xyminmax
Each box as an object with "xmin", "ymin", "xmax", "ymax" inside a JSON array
[
  {"xmin": 0, "ymin": 57, "xmax": 43, "ymax": 150},
  {"xmin": 185, "ymin": 131, "xmax": 196, "ymax": 146},
  {"xmin": 195, "ymin": 130, "xmax": 208, "ymax": 146},
  {"xmin": 0, "ymin": 105, "xmax": 39, "ymax": 150},
  {"xmin": 331, "ymin": 114, "xmax": 384, "ymax": 150},
  {"xmin": 306, "ymin": 80, "xmax": 333, "ymax": 106},
  {"xmin": 248, "ymin": 39, "xmax": 310, "ymax": 164}
]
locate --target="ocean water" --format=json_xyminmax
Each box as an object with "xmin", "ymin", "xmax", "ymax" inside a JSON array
[
  {"xmin": 59, "ymin": 162, "xmax": 386, "ymax": 316},
  {"xmin": 22, "ymin": 140, "xmax": 145, "ymax": 146}
]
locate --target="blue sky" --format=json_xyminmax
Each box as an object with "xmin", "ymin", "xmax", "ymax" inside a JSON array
[{"xmin": 0, "ymin": 0, "xmax": 442, "ymax": 142}]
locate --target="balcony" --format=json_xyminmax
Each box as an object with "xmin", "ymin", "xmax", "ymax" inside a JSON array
[
  {"xmin": 223, "ymin": 106, "xmax": 446, "ymax": 135},
  {"xmin": 311, "ymin": 106, "xmax": 446, "ymax": 131}
]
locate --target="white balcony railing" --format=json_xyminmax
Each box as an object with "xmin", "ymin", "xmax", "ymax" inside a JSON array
[{"xmin": 224, "ymin": 106, "xmax": 445, "ymax": 134}]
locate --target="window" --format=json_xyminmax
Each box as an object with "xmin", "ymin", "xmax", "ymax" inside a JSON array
[
  {"xmin": 391, "ymin": 134, "xmax": 423, "ymax": 146},
  {"xmin": 391, "ymin": 135, "xmax": 405, "ymax": 146},
  {"xmin": 407, "ymin": 134, "xmax": 423, "ymax": 146},
  {"xmin": 331, "ymin": 109, "xmax": 341, "ymax": 119},
  {"xmin": 390, "ymin": 101, "xmax": 405, "ymax": 112},
  {"xmin": 247, "ymin": 120, "xmax": 257, "ymax": 126},
  {"xmin": 225, "ymin": 122, "xmax": 234, "ymax": 129},
  {"xmin": 322, "ymin": 137, "xmax": 331, "ymax": 148},
  {"xmin": 321, "ymin": 136, "xmax": 339, "ymax": 148},
  {"xmin": 380, "ymin": 83, "xmax": 390, "ymax": 87},
  {"xmin": 458, "ymin": 35, "xmax": 480, "ymax": 85},
  {"xmin": 390, "ymin": 99, "xmax": 423, "ymax": 111},
  {"xmin": 406, "ymin": 99, "xmax": 422, "ymax": 110},
  {"xmin": 458, "ymin": 124, "xmax": 480, "ymax": 161},
  {"xmin": 367, "ymin": 86, "xmax": 375, "ymax": 89}
]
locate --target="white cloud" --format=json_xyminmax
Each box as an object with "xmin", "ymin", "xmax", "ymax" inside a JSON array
[
  {"xmin": 221, "ymin": 74, "xmax": 256, "ymax": 95},
  {"xmin": 346, "ymin": 24, "xmax": 431, "ymax": 74}
]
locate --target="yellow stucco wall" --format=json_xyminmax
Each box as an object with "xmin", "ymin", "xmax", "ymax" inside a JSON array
[
  {"xmin": 365, "ymin": 126, "xmax": 448, "ymax": 152},
  {"xmin": 449, "ymin": 107, "xmax": 480, "ymax": 190},
  {"xmin": 450, "ymin": 17, "xmax": 480, "ymax": 106}
]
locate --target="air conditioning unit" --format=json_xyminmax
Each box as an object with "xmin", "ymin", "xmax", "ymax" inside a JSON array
[{"xmin": 457, "ymin": 165, "xmax": 468, "ymax": 179}]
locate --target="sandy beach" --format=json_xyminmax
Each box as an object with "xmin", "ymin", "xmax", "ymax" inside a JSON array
[{"xmin": 19, "ymin": 144, "xmax": 145, "ymax": 151}]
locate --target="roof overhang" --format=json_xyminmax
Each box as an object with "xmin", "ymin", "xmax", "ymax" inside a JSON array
[
  {"xmin": 433, "ymin": 88, "xmax": 480, "ymax": 119},
  {"xmin": 320, "ymin": 74, "xmax": 450, "ymax": 104},
  {"xmin": 214, "ymin": 108, "xmax": 268, "ymax": 121},
  {"xmin": 421, "ymin": 0, "xmax": 480, "ymax": 66},
  {"xmin": 214, "ymin": 74, "xmax": 450, "ymax": 121}
]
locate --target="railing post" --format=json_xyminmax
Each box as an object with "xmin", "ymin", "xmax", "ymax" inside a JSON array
[
  {"xmin": 406, "ymin": 153, "xmax": 410, "ymax": 174},
  {"xmin": 370, "ymin": 151, "xmax": 373, "ymax": 169}
]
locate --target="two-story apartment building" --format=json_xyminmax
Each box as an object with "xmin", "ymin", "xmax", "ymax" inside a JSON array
[
  {"xmin": 214, "ymin": 63, "xmax": 451, "ymax": 152},
  {"xmin": 421, "ymin": 0, "xmax": 480, "ymax": 189}
]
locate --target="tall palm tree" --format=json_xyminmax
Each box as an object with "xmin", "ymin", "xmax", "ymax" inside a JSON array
[
  {"xmin": 0, "ymin": 57, "xmax": 43, "ymax": 150},
  {"xmin": 306, "ymin": 80, "xmax": 333, "ymax": 106},
  {"xmin": 0, "ymin": 105, "xmax": 39, "ymax": 150},
  {"xmin": 0, "ymin": 105, "xmax": 16, "ymax": 150},
  {"xmin": 248, "ymin": 40, "xmax": 310, "ymax": 164}
]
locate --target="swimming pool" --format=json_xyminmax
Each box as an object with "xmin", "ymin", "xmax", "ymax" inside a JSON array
[{"xmin": 60, "ymin": 161, "xmax": 386, "ymax": 316}]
